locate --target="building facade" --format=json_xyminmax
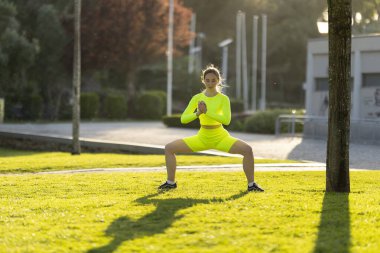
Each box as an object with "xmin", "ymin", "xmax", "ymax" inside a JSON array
[{"xmin": 304, "ymin": 34, "xmax": 380, "ymax": 144}]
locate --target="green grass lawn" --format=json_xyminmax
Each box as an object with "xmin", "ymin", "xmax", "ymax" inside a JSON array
[
  {"xmin": 0, "ymin": 148, "xmax": 297, "ymax": 174},
  {"xmin": 0, "ymin": 171, "xmax": 379, "ymax": 253}
]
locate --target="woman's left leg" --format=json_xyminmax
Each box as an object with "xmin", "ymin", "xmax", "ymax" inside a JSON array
[{"xmin": 228, "ymin": 139, "xmax": 255, "ymax": 183}]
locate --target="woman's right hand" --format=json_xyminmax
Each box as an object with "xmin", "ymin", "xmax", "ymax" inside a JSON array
[{"xmin": 198, "ymin": 101, "xmax": 207, "ymax": 114}]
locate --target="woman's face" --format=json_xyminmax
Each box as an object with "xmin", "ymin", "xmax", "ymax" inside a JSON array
[{"xmin": 203, "ymin": 72, "xmax": 219, "ymax": 89}]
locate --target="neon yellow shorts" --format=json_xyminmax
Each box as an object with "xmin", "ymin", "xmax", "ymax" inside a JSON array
[{"xmin": 182, "ymin": 126, "xmax": 238, "ymax": 153}]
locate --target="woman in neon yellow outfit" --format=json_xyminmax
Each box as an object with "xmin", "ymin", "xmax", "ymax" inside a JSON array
[{"xmin": 159, "ymin": 65, "xmax": 264, "ymax": 192}]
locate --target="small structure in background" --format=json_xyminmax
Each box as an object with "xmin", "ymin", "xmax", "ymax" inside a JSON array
[{"xmin": 303, "ymin": 34, "xmax": 380, "ymax": 144}]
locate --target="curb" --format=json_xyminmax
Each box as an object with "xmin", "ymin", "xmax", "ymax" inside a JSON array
[{"xmin": 0, "ymin": 131, "xmax": 239, "ymax": 157}]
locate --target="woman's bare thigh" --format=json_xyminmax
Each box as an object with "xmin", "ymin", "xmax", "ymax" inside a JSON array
[{"xmin": 165, "ymin": 139, "xmax": 193, "ymax": 154}]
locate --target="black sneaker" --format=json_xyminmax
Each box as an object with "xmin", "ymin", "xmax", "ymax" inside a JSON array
[
  {"xmin": 248, "ymin": 182, "xmax": 264, "ymax": 192},
  {"xmin": 158, "ymin": 181, "xmax": 177, "ymax": 190}
]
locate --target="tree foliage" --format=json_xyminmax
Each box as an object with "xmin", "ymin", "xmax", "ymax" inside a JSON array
[
  {"xmin": 32, "ymin": 4, "xmax": 68, "ymax": 119},
  {"xmin": 80, "ymin": 0, "xmax": 192, "ymax": 95},
  {"xmin": 0, "ymin": 0, "xmax": 38, "ymax": 95}
]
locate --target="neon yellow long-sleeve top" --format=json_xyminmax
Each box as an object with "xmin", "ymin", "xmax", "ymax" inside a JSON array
[{"xmin": 180, "ymin": 92, "xmax": 231, "ymax": 126}]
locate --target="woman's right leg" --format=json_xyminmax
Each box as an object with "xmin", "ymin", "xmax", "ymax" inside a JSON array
[{"xmin": 165, "ymin": 139, "xmax": 193, "ymax": 181}]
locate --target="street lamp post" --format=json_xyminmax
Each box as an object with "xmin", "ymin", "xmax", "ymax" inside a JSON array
[
  {"xmin": 251, "ymin": 15, "xmax": 259, "ymax": 111},
  {"xmin": 236, "ymin": 11, "xmax": 242, "ymax": 99},
  {"xmin": 167, "ymin": 0, "xmax": 174, "ymax": 116},
  {"xmin": 218, "ymin": 38, "xmax": 233, "ymax": 93},
  {"xmin": 260, "ymin": 14, "xmax": 267, "ymax": 110},
  {"xmin": 188, "ymin": 13, "xmax": 196, "ymax": 74}
]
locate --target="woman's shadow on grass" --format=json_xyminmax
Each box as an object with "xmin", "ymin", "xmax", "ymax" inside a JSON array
[{"xmin": 87, "ymin": 190, "xmax": 248, "ymax": 253}]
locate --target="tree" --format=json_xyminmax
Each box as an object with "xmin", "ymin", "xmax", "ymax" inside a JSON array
[
  {"xmin": 0, "ymin": 0, "xmax": 38, "ymax": 119},
  {"xmin": 80, "ymin": 0, "xmax": 192, "ymax": 98},
  {"xmin": 33, "ymin": 4, "xmax": 68, "ymax": 120},
  {"xmin": 72, "ymin": 0, "xmax": 81, "ymax": 155},
  {"xmin": 326, "ymin": 0, "xmax": 351, "ymax": 192}
]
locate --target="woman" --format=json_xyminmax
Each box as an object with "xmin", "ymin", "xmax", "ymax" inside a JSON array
[{"xmin": 159, "ymin": 65, "xmax": 264, "ymax": 192}]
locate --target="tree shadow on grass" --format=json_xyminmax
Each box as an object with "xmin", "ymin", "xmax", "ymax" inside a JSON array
[
  {"xmin": 313, "ymin": 192, "xmax": 350, "ymax": 253},
  {"xmin": 87, "ymin": 190, "xmax": 248, "ymax": 253}
]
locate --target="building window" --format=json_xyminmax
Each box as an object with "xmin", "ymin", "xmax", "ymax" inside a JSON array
[
  {"xmin": 315, "ymin": 78, "xmax": 328, "ymax": 91},
  {"xmin": 315, "ymin": 77, "xmax": 353, "ymax": 91},
  {"xmin": 363, "ymin": 73, "xmax": 380, "ymax": 87}
]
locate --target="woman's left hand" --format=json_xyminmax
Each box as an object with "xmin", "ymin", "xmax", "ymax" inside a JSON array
[{"xmin": 199, "ymin": 101, "xmax": 207, "ymax": 113}]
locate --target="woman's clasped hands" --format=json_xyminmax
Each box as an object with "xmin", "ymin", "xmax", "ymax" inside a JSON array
[{"xmin": 196, "ymin": 101, "xmax": 207, "ymax": 116}]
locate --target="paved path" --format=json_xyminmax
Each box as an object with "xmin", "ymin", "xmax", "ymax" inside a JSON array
[
  {"xmin": 1, "ymin": 121, "xmax": 379, "ymax": 170},
  {"xmin": 2, "ymin": 163, "xmax": 327, "ymax": 176}
]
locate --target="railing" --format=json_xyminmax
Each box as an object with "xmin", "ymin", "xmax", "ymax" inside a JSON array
[
  {"xmin": 274, "ymin": 114, "xmax": 318, "ymax": 136},
  {"xmin": 275, "ymin": 114, "xmax": 380, "ymax": 143}
]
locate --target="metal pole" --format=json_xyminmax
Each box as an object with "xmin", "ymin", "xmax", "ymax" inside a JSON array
[
  {"xmin": 188, "ymin": 13, "xmax": 196, "ymax": 74},
  {"xmin": 260, "ymin": 14, "xmax": 267, "ymax": 110},
  {"xmin": 251, "ymin": 15, "xmax": 258, "ymax": 111},
  {"xmin": 218, "ymin": 38, "xmax": 233, "ymax": 94},
  {"xmin": 72, "ymin": 0, "xmax": 81, "ymax": 154},
  {"xmin": 236, "ymin": 12, "xmax": 242, "ymax": 99},
  {"xmin": 196, "ymin": 33, "xmax": 205, "ymax": 73},
  {"xmin": 222, "ymin": 47, "xmax": 228, "ymax": 81},
  {"xmin": 241, "ymin": 12, "xmax": 249, "ymax": 111},
  {"xmin": 167, "ymin": 0, "xmax": 174, "ymax": 116}
]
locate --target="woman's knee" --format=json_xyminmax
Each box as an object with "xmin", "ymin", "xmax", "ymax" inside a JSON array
[
  {"xmin": 165, "ymin": 140, "xmax": 186, "ymax": 154},
  {"xmin": 242, "ymin": 144, "xmax": 253, "ymax": 157},
  {"xmin": 165, "ymin": 143, "xmax": 175, "ymax": 154}
]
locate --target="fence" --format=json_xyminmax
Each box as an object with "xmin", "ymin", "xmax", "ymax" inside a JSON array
[{"xmin": 275, "ymin": 114, "xmax": 380, "ymax": 145}]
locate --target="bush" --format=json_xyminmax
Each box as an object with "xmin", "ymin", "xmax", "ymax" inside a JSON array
[
  {"xmin": 244, "ymin": 109, "xmax": 304, "ymax": 134},
  {"xmin": 103, "ymin": 94, "xmax": 127, "ymax": 119},
  {"xmin": 137, "ymin": 91, "xmax": 164, "ymax": 119},
  {"xmin": 21, "ymin": 94, "xmax": 43, "ymax": 120},
  {"xmin": 4, "ymin": 93, "xmax": 22, "ymax": 120},
  {"xmin": 162, "ymin": 114, "xmax": 200, "ymax": 128},
  {"xmin": 226, "ymin": 119, "xmax": 244, "ymax": 131},
  {"xmin": 81, "ymin": 92, "xmax": 99, "ymax": 120},
  {"xmin": 230, "ymin": 99, "xmax": 244, "ymax": 113},
  {"xmin": 147, "ymin": 90, "xmax": 167, "ymax": 115}
]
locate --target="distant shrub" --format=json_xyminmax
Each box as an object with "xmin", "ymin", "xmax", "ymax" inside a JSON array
[
  {"xmin": 137, "ymin": 91, "xmax": 164, "ymax": 119},
  {"xmin": 81, "ymin": 92, "xmax": 99, "ymax": 120},
  {"xmin": 22, "ymin": 94, "xmax": 43, "ymax": 120},
  {"xmin": 147, "ymin": 90, "xmax": 167, "ymax": 115},
  {"xmin": 103, "ymin": 94, "xmax": 127, "ymax": 119},
  {"xmin": 244, "ymin": 109, "xmax": 304, "ymax": 134},
  {"xmin": 162, "ymin": 114, "xmax": 200, "ymax": 128},
  {"xmin": 230, "ymin": 99, "xmax": 244, "ymax": 113}
]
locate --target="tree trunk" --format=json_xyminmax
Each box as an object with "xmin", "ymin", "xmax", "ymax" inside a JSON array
[
  {"xmin": 326, "ymin": 0, "xmax": 351, "ymax": 192},
  {"xmin": 72, "ymin": 0, "xmax": 81, "ymax": 155}
]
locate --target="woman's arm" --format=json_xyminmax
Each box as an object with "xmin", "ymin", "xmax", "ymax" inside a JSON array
[
  {"xmin": 204, "ymin": 96, "xmax": 231, "ymax": 125},
  {"xmin": 180, "ymin": 95, "xmax": 199, "ymax": 124}
]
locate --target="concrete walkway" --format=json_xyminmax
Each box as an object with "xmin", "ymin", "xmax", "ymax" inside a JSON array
[{"xmin": 1, "ymin": 121, "xmax": 379, "ymax": 170}]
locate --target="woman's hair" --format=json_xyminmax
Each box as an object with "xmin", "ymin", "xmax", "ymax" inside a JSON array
[{"xmin": 201, "ymin": 64, "xmax": 228, "ymax": 92}]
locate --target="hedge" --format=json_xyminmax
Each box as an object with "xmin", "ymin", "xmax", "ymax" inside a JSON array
[
  {"xmin": 162, "ymin": 114, "xmax": 200, "ymax": 128},
  {"xmin": 103, "ymin": 94, "xmax": 127, "ymax": 119},
  {"xmin": 244, "ymin": 109, "xmax": 304, "ymax": 134},
  {"xmin": 81, "ymin": 92, "xmax": 99, "ymax": 120},
  {"xmin": 137, "ymin": 91, "xmax": 165, "ymax": 119},
  {"xmin": 230, "ymin": 99, "xmax": 244, "ymax": 113},
  {"xmin": 21, "ymin": 94, "xmax": 43, "ymax": 120}
]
